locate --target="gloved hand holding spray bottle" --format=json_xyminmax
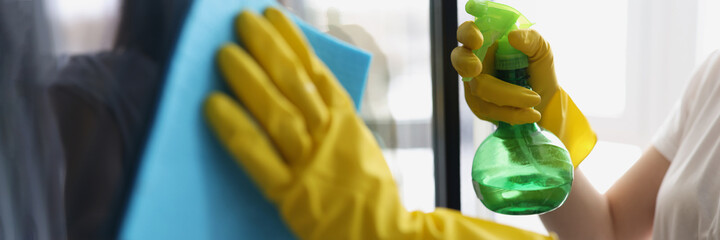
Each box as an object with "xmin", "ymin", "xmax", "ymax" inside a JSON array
[{"xmin": 463, "ymin": 0, "xmax": 575, "ymax": 215}]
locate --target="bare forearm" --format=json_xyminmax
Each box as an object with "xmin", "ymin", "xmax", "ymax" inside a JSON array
[
  {"xmin": 539, "ymin": 147, "xmax": 669, "ymax": 239},
  {"xmin": 539, "ymin": 169, "xmax": 615, "ymax": 239}
]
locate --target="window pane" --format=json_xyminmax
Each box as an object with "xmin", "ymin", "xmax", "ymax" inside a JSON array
[
  {"xmin": 297, "ymin": 0, "xmax": 435, "ymax": 212},
  {"xmin": 44, "ymin": 0, "xmax": 120, "ymax": 54},
  {"xmin": 492, "ymin": 0, "xmax": 629, "ymax": 117}
]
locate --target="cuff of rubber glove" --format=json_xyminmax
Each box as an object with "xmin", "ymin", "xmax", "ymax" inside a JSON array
[
  {"xmin": 538, "ymin": 88, "xmax": 597, "ymax": 168},
  {"xmin": 419, "ymin": 208, "xmax": 558, "ymax": 239}
]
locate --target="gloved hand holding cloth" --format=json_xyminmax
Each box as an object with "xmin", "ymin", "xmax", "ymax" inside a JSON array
[{"xmin": 204, "ymin": 7, "xmax": 556, "ymax": 240}]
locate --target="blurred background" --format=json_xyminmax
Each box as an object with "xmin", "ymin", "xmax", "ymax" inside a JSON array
[
  {"xmin": 3, "ymin": 0, "xmax": 720, "ymax": 238},
  {"xmin": 296, "ymin": 0, "xmax": 720, "ymax": 234},
  {"xmin": 292, "ymin": 0, "xmax": 720, "ymax": 234}
]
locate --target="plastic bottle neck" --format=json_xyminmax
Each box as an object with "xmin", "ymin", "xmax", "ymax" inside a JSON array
[
  {"xmin": 494, "ymin": 66, "xmax": 538, "ymax": 134},
  {"xmin": 496, "ymin": 121, "xmax": 541, "ymax": 135},
  {"xmin": 495, "ymin": 68, "xmax": 530, "ymax": 88}
]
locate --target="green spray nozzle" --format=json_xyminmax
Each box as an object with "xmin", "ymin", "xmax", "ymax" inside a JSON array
[{"xmin": 462, "ymin": 0, "xmax": 532, "ymax": 81}]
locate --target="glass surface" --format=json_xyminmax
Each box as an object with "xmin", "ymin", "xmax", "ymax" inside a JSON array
[
  {"xmin": 295, "ymin": 0, "xmax": 435, "ymax": 212},
  {"xmin": 44, "ymin": 0, "xmax": 120, "ymax": 54}
]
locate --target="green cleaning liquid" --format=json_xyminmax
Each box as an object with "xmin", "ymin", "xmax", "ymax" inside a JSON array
[
  {"xmin": 474, "ymin": 173, "xmax": 572, "ymax": 215},
  {"xmin": 472, "ymin": 126, "xmax": 574, "ymax": 215}
]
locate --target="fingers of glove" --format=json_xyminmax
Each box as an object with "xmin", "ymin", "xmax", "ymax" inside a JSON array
[
  {"xmin": 263, "ymin": 7, "xmax": 352, "ymax": 110},
  {"xmin": 451, "ymin": 46, "xmax": 482, "ymax": 78},
  {"xmin": 507, "ymin": 29, "xmax": 558, "ymax": 104},
  {"xmin": 309, "ymin": 60, "xmax": 355, "ymax": 110},
  {"xmin": 217, "ymin": 44, "xmax": 311, "ymax": 161},
  {"xmin": 263, "ymin": 8, "xmax": 316, "ymax": 75},
  {"xmin": 464, "ymin": 83, "xmax": 541, "ymax": 125},
  {"xmin": 457, "ymin": 21, "xmax": 483, "ymax": 50},
  {"xmin": 204, "ymin": 92, "xmax": 291, "ymax": 200},
  {"xmin": 507, "ymin": 29, "xmax": 553, "ymax": 63},
  {"xmin": 469, "ymin": 74, "xmax": 541, "ymax": 108},
  {"xmin": 236, "ymin": 10, "xmax": 329, "ymax": 136}
]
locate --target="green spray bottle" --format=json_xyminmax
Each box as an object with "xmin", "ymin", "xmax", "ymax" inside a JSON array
[{"xmin": 465, "ymin": 0, "xmax": 574, "ymax": 215}]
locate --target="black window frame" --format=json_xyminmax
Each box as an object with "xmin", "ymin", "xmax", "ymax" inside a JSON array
[{"xmin": 430, "ymin": 0, "xmax": 461, "ymax": 210}]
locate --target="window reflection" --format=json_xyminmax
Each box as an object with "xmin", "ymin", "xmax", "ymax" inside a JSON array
[{"xmin": 294, "ymin": 0, "xmax": 435, "ymax": 212}]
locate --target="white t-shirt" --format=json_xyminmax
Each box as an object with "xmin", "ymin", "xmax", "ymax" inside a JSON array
[{"xmin": 652, "ymin": 50, "xmax": 720, "ymax": 239}]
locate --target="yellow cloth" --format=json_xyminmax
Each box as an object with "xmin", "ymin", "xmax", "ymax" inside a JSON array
[
  {"xmin": 452, "ymin": 21, "xmax": 596, "ymax": 166},
  {"xmin": 204, "ymin": 7, "xmax": 556, "ymax": 239}
]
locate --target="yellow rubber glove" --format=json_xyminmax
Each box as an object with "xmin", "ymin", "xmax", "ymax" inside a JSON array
[
  {"xmin": 451, "ymin": 21, "xmax": 596, "ymax": 167},
  {"xmin": 204, "ymin": 7, "xmax": 557, "ymax": 240}
]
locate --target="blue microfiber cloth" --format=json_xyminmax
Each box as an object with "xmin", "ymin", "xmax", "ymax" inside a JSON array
[{"xmin": 120, "ymin": 0, "xmax": 371, "ymax": 239}]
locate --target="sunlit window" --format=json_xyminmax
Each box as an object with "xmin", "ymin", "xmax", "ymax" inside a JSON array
[
  {"xmin": 45, "ymin": 0, "xmax": 120, "ymax": 54},
  {"xmin": 494, "ymin": 0, "xmax": 628, "ymax": 118},
  {"xmin": 300, "ymin": 0, "xmax": 435, "ymax": 212}
]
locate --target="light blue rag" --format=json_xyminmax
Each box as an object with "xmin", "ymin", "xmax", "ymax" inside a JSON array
[{"xmin": 120, "ymin": 0, "xmax": 371, "ymax": 239}]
